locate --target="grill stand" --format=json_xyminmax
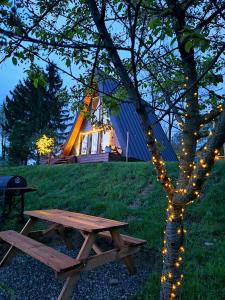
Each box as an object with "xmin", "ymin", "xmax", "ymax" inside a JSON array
[{"xmin": 0, "ymin": 188, "xmax": 36, "ymax": 224}]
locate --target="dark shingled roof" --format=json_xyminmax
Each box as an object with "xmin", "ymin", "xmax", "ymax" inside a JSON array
[{"xmin": 96, "ymin": 74, "xmax": 177, "ymax": 162}]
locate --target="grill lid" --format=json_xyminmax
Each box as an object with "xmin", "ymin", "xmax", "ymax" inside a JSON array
[{"xmin": 0, "ymin": 176, "xmax": 27, "ymax": 189}]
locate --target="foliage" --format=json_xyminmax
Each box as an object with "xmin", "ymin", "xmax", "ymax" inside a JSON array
[
  {"xmin": 36, "ymin": 134, "xmax": 55, "ymax": 156},
  {"xmin": 3, "ymin": 64, "xmax": 70, "ymax": 164},
  {"xmin": 1, "ymin": 0, "xmax": 224, "ymax": 113},
  {"xmin": 0, "ymin": 162, "xmax": 224, "ymax": 300}
]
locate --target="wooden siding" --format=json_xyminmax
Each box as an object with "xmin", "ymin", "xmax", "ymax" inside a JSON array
[{"xmin": 77, "ymin": 153, "xmax": 123, "ymax": 164}]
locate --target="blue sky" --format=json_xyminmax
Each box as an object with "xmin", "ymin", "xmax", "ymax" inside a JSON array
[
  {"xmin": 0, "ymin": 59, "xmax": 26, "ymax": 104},
  {"xmin": 0, "ymin": 56, "xmax": 79, "ymax": 105}
]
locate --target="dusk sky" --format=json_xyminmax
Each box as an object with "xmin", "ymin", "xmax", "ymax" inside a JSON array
[
  {"xmin": 0, "ymin": 57, "xmax": 79, "ymax": 105},
  {"xmin": 0, "ymin": 59, "xmax": 26, "ymax": 104}
]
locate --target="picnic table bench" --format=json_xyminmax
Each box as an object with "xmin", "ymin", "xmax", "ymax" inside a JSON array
[{"xmin": 0, "ymin": 209, "xmax": 146, "ymax": 300}]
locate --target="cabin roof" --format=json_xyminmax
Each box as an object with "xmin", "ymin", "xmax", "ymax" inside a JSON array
[
  {"xmin": 63, "ymin": 73, "xmax": 177, "ymax": 161},
  {"xmin": 96, "ymin": 73, "xmax": 177, "ymax": 161}
]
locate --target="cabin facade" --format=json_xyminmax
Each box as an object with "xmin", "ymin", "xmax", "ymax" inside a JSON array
[{"xmin": 60, "ymin": 76, "xmax": 177, "ymax": 164}]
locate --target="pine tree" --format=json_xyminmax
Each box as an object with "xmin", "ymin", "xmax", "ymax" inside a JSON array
[
  {"xmin": 0, "ymin": 105, "xmax": 7, "ymax": 160},
  {"xmin": 3, "ymin": 64, "xmax": 71, "ymax": 164},
  {"xmin": 44, "ymin": 64, "xmax": 71, "ymax": 144}
]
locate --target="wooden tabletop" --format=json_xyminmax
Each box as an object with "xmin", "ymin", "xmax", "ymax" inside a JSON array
[{"xmin": 24, "ymin": 209, "xmax": 128, "ymax": 233}]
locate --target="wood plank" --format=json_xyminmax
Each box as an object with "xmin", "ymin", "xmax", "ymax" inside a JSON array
[
  {"xmin": 76, "ymin": 153, "xmax": 122, "ymax": 163},
  {"xmin": 59, "ymin": 246, "xmax": 140, "ymax": 279},
  {"xmin": 24, "ymin": 210, "xmax": 128, "ymax": 232},
  {"xmin": 58, "ymin": 274, "xmax": 80, "ymax": 300},
  {"xmin": 76, "ymin": 232, "xmax": 97, "ymax": 260},
  {"xmin": 28, "ymin": 223, "xmax": 61, "ymax": 240},
  {"xmin": 59, "ymin": 249, "xmax": 117, "ymax": 279},
  {"xmin": 77, "ymin": 153, "xmax": 109, "ymax": 162},
  {"xmin": 110, "ymin": 230, "xmax": 137, "ymax": 274},
  {"xmin": 58, "ymin": 232, "xmax": 96, "ymax": 300},
  {"xmin": 0, "ymin": 231, "xmax": 81, "ymax": 273},
  {"xmin": 85, "ymin": 246, "xmax": 140, "ymax": 272},
  {"xmin": 98, "ymin": 231, "xmax": 146, "ymax": 246},
  {"xmin": 0, "ymin": 218, "xmax": 36, "ymax": 267},
  {"xmin": 80, "ymin": 231, "xmax": 102, "ymax": 255},
  {"xmin": 35, "ymin": 209, "xmax": 127, "ymax": 227}
]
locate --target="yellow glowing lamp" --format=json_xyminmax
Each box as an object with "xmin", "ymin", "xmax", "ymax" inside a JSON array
[{"xmin": 36, "ymin": 135, "xmax": 55, "ymax": 156}]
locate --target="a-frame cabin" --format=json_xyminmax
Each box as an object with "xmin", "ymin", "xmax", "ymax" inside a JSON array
[{"xmin": 61, "ymin": 75, "xmax": 177, "ymax": 164}]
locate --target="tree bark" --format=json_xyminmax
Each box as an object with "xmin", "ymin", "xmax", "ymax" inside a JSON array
[{"xmin": 160, "ymin": 197, "xmax": 185, "ymax": 300}]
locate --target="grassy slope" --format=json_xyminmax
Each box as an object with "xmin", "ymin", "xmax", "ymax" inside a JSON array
[{"xmin": 0, "ymin": 162, "xmax": 224, "ymax": 300}]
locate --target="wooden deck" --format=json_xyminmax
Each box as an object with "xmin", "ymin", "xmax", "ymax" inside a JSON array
[
  {"xmin": 77, "ymin": 153, "xmax": 123, "ymax": 163},
  {"xmin": 40, "ymin": 153, "xmax": 123, "ymax": 165}
]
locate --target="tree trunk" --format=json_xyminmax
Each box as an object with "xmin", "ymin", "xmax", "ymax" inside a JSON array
[{"xmin": 160, "ymin": 198, "xmax": 185, "ymax": 300}]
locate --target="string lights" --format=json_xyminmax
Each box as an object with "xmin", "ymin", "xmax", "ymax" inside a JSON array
[
  {"xmin": 148, "ymin": 81, "xmax": 224, "ymax": 298},
  {"xmin": 148, "ymin": 131, "xmax": 174, "ymax": 195}
]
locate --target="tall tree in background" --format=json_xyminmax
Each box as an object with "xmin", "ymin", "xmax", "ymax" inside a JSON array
[
  {"xmin": 1, "ymin": 0, "xmax": 225, "ymax": 298},
  {"xmin": 3, "ymin": 64, "xmax": 70, "ymax": 164},
  {"xmin": 0, "ymin": 105, "xmax": 7, "ymax": 160}
]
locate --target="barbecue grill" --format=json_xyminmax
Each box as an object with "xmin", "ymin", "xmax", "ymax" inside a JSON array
[{"xmin": 0, "ymin": 176, "xmax": 36, "ymax": 223}]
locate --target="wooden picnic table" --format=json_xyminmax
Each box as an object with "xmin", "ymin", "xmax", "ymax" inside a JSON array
[{"xmin": 0, "ymin": 209, "xmax": 146, "ymax": 300}]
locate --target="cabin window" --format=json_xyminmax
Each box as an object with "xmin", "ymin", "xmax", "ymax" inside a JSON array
[
  {"xmin": 91, "ymin": 97, "xmax": 101, "ymax": 123},
  {"xmin": 102, "ymin": 130, "xmax": 110, "ymax": 152},
  {"xmin": 80, "ymin": 135, "xmax": 88, "ymax": 155},
  {"xmin": 78, "ymin": 96, "xmax": 119, "ymax": 155},
  {"xmin": 91, "ymin": 132, "xmax": 98, "ymax": 154},
  {"xmin": 79, "ymin": 129, "xmax": 112, "ymax": 155}
]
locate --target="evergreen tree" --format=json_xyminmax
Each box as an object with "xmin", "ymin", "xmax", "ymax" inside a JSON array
[
  {"xmin": 4, "ymin": 64, "xmax": 70, "ymax": 165},
  {"xmin": 0, "ymin": 105, "xmax": 7, "ymax": 161}
]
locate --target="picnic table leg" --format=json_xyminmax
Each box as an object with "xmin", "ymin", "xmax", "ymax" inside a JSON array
[
  {"xmin": 58, "ymin": 232, "xmax": 97, "ymax": 300},
  {"xmin": 20, "ymin": 193, "xmax": 25, "ymax": 223},
  {"xmin": 28, "ymin": 224, "xmax": 74, "ymax": 250},
  {"xmin": 110, "ymin": 230, "xmax": 137, "ymax": 274},
  {"xmin": 57, "ymin": 275, "xmax": 80, "ymax": 300},
  {"xmin": 55, "ymin": 226, "xmax": 74, "ymax": 250},
  {"xmin": 80, "ymin": 230, "xmax": 102, "ymax": 255},
  {"xmin": 0, "ymin": 217, "xmax": 36, "ymax": 267}
]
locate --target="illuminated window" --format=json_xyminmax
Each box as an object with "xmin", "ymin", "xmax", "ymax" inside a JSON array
[
  {"xmin": 80, "ymin": 135, "xmax": 88, "ymax": 155},
  {"xmin": 91, "ymin": 132, "xmax": 98, "ymax": 154},
  {"xmin": 102, "ymin": 131, "xmax": 110, "ymax": 152}
]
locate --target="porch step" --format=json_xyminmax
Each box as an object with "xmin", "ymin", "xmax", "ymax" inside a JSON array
[{"xmin": 54, "ymin": 155, "xmax": 77, "ymax": 165}]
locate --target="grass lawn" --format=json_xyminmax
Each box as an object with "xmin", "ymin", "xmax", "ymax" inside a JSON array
[{"xmin": 0, "ymin": 161, "xmax": 224, "ymax": 299}]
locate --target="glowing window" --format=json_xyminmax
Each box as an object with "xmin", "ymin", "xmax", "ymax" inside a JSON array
[
  {"xmin": 80, "ymin": 135, "xmax": 88, "ymax": 155},
  {"xmin": 91, "ymin": 132, "xmax": 98, "ymax": 154},
  {"xmin": 102, "ymin": 131, "xmax": 110, "ymax": 152}
]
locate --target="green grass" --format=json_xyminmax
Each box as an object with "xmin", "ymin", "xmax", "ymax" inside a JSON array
[{"xmin": 0, "ymin": 161, "xmax": 225, "ymax": 299}]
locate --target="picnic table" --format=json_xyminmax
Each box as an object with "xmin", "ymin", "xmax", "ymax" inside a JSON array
[{"xmin": 0, "ymin": 209, "xmax": 146, "ymax": 300}]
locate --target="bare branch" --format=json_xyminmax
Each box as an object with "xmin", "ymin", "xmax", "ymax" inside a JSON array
[{"xmin": 0, "ymin": 28, "xmax": 131, "ymax": 51}]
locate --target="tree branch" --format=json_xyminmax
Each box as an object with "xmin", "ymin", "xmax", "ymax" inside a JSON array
[{"xmin": 0, "ymin": 28, "xmax": 131, "ymax": 51}]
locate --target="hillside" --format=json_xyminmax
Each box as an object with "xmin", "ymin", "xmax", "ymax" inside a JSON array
[{"xmin": 0, "ymin": 162, "xmax": 225, "ymax": 299}]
